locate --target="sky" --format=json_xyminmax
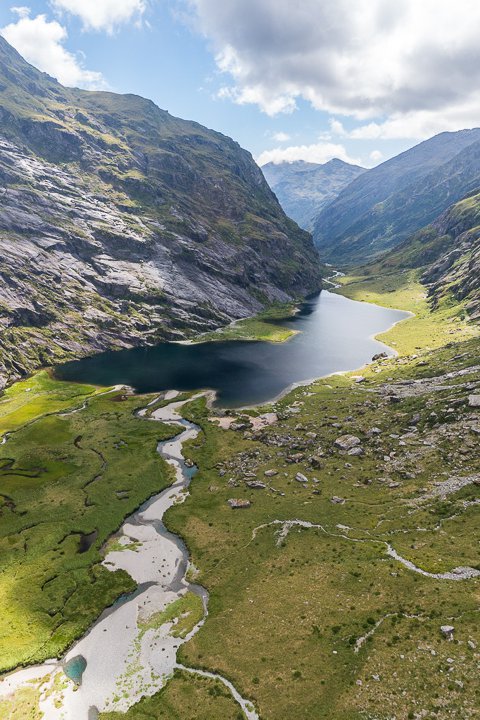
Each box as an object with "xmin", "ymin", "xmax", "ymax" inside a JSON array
[{"xmin": 1, "ymin": 0, "xmax": 479, "ymax": 169}]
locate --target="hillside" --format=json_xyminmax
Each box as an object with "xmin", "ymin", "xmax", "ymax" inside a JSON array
[
  {"xmin": 262, "ymin": 158, "xmax": 364, "ymax": 230},
  {"xmin": 0, "ymin": 37, "xmax": 322, "ymax": 389},
  {"xmin": 313, "ymin": 129, "xmax": 480, "ymax": 264},
  {"xmin": 375, "ymin": 192, "xmax": 480, "ymax": 320}
]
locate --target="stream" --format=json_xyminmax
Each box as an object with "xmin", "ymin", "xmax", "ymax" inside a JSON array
[
  {"xmin": 0, "ymin": 290, "xmax": 415, "ymax": 718},
  {"xmin": 0, "ymin": 393, "xmax": 259, "ymax": 720}
]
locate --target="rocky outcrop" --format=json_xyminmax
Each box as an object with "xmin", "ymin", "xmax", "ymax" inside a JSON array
[
  {"xmin": 420, "ymin": 195, "xmax": 480, "ymax": 320},
  {"xmin": 0, "ymin": 37, "xmax": 322, "ymax": 387}
]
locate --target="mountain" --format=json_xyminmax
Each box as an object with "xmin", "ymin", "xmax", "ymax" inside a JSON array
[
  {"xmin": 0, "ymin": 37, "xmax": 322, "ymax": 388},
  {"xmin": 373, "ymin": 191, "xmax": 480, "ymax": 320},
  {"xmin": 262, "ymin": 158, "xmax": 365, "ymax": 230},
  {"xmin": 313, "ymin": 129, "xmax": 480, "ymax": 264}
]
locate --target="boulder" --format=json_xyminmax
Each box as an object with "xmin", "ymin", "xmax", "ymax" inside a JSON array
[
  {"xmin": 295, "ymin": 473, "xmax": 309, "ymax": 483},
  {"xmin": 246, "ymin": 481, "xmax": 266, "ymax": 490},
  {"xmin": 334, "ymin": 435, "xmax": 361, "ymax": 451},
  {"xmin": 309, "ymin": 455, "xmax": 324, "ymax": 468},
  {"xmin": 287, "ymin": 452, "xmax": 305, "ymax": 463},
  {"xmin": 468, "ymin": 395, "xmax": 480, "ymax": 408},
  {"xmin": 227, "ymin": 499, "xmax": 251, "ymax": 509},
  {"xmin": 440, "ymin": 625, "xmax": 455, "ymax": 640}
]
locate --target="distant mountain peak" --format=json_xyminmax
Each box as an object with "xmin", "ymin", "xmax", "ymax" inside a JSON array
[{"xmin": 262, "ymin": 158, "xmax": 365, "ymax": 230}]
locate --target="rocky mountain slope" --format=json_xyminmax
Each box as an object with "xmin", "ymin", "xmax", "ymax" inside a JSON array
[
  {"xmin": 0, "ymin": 37, "xmax": 322, "ymax": 388},
  {"xmin": 313, "ymin": 129, "xmax": 480, "ymax": 264},
  {"xmin": 377, "ymin": 191, "xmax": 480, "ymax": 320},
  {"xmin": 262, "ymin": 158, "xmax": 364, "ymax": 230}
]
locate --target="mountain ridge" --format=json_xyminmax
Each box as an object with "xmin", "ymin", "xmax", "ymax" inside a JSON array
[
  {"xmin": 0, "ymin": 36, "xmax": 322, "ymax": 388},
  {"xmin": 313, "ymin": 128, "xmax": 480, "ymax": 263}
]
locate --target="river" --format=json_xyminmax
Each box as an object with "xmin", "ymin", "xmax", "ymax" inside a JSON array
[{"xmin": 0, "ymin": 290, "xmax": 410, "ymax": 718}]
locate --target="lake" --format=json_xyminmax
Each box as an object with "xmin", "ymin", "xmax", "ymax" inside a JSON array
[{"xmin": 55, "ymin": 291, "xmax": 409, "ymax": 407}]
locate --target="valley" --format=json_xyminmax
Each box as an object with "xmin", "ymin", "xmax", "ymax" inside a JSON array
[
  {"xmin": 0, "ymin": 26, "xmax": 479, "ymax": 720},
  {"xmin": 0, "ymin": 266, "xmax": 478, "ymax": 719}
]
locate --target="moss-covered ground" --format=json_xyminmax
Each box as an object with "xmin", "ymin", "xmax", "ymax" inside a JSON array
[{"xmin": 0, "ymin": 378, "xmax": 176, "ymax": 673}]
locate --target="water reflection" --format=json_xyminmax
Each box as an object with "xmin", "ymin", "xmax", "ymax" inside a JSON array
[{"xmin": 56, "ymin": 291, "xmax": 409, "ymax": 407}]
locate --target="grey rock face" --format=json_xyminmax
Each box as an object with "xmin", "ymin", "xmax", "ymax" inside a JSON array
[{"xmin": 0, "ymin": 37, "xmax": 323, "ymax": 387}]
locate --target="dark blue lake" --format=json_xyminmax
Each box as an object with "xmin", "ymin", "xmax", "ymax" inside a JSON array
[{"xmin": 55, "ymin": 291, "xmax": 409, "ymax": 407}]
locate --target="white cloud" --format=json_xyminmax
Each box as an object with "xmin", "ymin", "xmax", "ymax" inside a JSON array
[
  {"xmin": 11, "ymin": 6, "xmax": 30, "ymax": 19},
  {"xmin": 188, "ymin": 0, "xmax": 480, "ymax": 138},
  {"xmin": 52, "ymin": 0, "xmax": 147, "ymax": 34},
  {"xmin": 369, "ymin": 149, "xmax": 383, "ymax": 163},
  {"xmin": 257, "ymin": 142, "xmax": 360, "ymax": 166},
  {"xmin": 1, "ymin": 11, "xmax": 105, "ymax": 89},
  {"xmin": 329, "ymin": 119, "xmax": 346, "ymax": 136},
  {"xmin": 349, "ymin": 101, "xmax": 480, "ymax": 140},
  {"xmin": 272, "ymin": 131, "xmax": 290, "ymax": 143}
]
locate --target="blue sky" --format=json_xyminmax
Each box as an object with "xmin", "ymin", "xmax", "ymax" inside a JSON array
[{"xmin": 1, "ymin": 1, "xmax": 478, "ymax": 168}]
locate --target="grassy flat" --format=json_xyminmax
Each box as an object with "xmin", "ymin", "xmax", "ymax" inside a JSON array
[
  {"xmin": 194, "ymin": 317, "xmax": 297, "ymax": 344},
  {"xmin": 335, "ymin": 268, "xmax": 478, "ymax": 355},
  {"xmin": 0, "ymin": 371, "xmax": 100, "ymax": 436},
  {"xmin": 194, "ymin": 304, "xmax": 299, "ymax": 344},
  {"xmin": 0, "ymin": 379, "xmax": 176, "ymax": 672}
]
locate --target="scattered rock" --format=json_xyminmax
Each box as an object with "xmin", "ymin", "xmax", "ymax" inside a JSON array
[
  {"xmin": 372, "ymin": 352, "xmax": 388, "ymax": 361},
  {"xmin": 330, "ymin": 496, "xmax": 346, "ymax": 504},
  {"xmin": 246, "ymin": 481, "xmax": 266, "ymax": 490},
  {"xmin": 250, "ymin": 413, "xmax": 278, "ymax": 431},
  {"xmin": 227, "ymin": 499, "xmax": 251, "ymax": 509},
  {"xmin": 468, "ymin": 395, "xmax": 480, "ymax": 407},
  {"xmin": 264, "ymin": 469, "xmax": 279, "ymax": 477},
  {"xmin": 295, "ymin": 473, "xmax": 309, "ymax": 484},
  {"xmin": 334, "ymin": 435, "xmax": 361, "ymax": 451},
  {"xmin": 440, "ymin": 625, "xmax": 455, "ymax": 640}
]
